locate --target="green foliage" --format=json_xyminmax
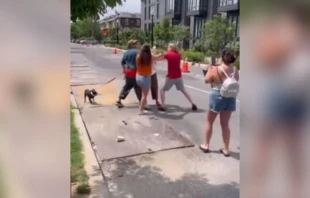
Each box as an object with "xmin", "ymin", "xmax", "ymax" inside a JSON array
[
  {"xmin": 119, "ymin": 28, "xmax": 146, "ymax": 45},
  {"xmin": 71, "ymin": 0, "xmax": 124, "ymax": 22},
  {"xmin": 201, "ymin": 15, "xmax": 235, "ymax": 57},
  {"xmin": 154, "ymin": 17, "xmax": 172, "ymax": 45},
  {"xmin": 171, "ymin": 25, "xmax": 191, "ymax": 43},
  {"xmin": 182, "ymin": 50, "xmax": 205, "ymax": 63},
  {"xmin": 71, "ymin": 106, "xmax": 90, "ymax": 195},
  {"xmin": 70, "ymin": 16, "xmax": 102, "ymax": 40}
]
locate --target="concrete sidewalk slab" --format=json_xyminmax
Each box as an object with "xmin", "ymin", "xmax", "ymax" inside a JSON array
[
  {"xmin": 81, "ymin": 106, "xmax": 194, "ymax": 161},
  {"xmin": 101, "ymin": 147, "xmax": 239, "ymax": 198},
  {"xmin": 71, "ymin": 83, "xmax": 135, "ymax": 109},
  {"xmin": 72, "ymin": 108, "xmax": 111, "ymax": 198}
]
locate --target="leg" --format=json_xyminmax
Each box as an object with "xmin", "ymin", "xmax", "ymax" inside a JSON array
[
  {"xmin": 137, "ymin": 76, "xmax": 151, "ymax": 113},
  {"xmin": 200, "ymin": 110, "xmax": 218, "ymax": 151},
  {"xmin": 219, "ymin": 111, "xmax": 232, "ymax": 155},
  {"xmin": 176, "ymin": 78, "xmax": 197, "ymax": 111},
  {"xmin": 133, "ymin": 80, "xmax": 142, "ymax": 102},
  {"xmin": 117, "ymin": 77, "xmax": 135, "ymax": 107},
  {"xmin": 160, "ymin": 78, "xmax": 173, "ymax": 109},
  {"xmin": 151, "ymin": 73, "xmax": 162, "ymax": 108}
]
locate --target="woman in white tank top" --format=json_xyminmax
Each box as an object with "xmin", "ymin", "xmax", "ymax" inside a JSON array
[{"xmin": 149, "ymin": 46, "xmax": 165, "ymax": 111}]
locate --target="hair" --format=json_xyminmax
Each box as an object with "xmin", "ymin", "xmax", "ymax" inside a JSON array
[
  {"xmin": 221, "ymin": 49, "xmax": 236, "ymax": 65},
  {"xmin": 168, "ymin": 43, "xmax": 178, "ymax": 52},
  {"xmin": 138, "ymin": 44, "xmax": 152, "ymax": 66}
]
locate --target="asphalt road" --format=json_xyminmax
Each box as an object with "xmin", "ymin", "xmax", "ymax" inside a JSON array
[{"xmin": 73, "ymin": 44, "xmax": 240, "ymax": 154}]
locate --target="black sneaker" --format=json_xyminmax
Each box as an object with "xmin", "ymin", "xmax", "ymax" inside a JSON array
[
  {"xmin": 157, "ymin": 106, "xmax": 166, "ymax": 112},
  {"xmin": 192, "ymin": 104, "xmax": 198, "ymax": 111},
  {"xmin": 116, "ymin": 101, "xmax": 124, "ymax": 108}
]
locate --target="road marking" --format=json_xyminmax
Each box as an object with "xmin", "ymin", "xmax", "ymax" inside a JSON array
[{"xmin": 184, "ymin": 84, "xmax": 241, "ymax": 103}]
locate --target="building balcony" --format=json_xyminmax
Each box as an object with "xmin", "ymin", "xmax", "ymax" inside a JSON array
[
  {"xmin": 187, "ymin": 0, "xmax": 208, "ymax": 16},
  {"xmin": 166, "ymin": 0, "xmax": 182, "ymax": 19},
  {"xmin": 218, "ymin": 0, "xmax": 239, "ymax": 12}
]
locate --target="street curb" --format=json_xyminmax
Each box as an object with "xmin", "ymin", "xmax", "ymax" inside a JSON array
[{"xmin": 71, "ymin": 97, "xmax": 111, "ymax": 198}]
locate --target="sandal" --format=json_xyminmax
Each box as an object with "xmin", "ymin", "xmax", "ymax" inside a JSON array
[
  {"xmin": 199, "ymin": 145, "xmax": 210, "ymax": 153},
  {"xmin": 219, "ymin": 148, "xmax": 230, "ymax": 157}
]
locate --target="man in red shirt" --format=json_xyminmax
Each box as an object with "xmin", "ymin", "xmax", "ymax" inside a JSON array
[{"xmin": 160, "ymin": 43, "xmax": 197, "ymax": 111}]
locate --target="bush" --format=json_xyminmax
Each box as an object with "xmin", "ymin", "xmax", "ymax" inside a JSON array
[{"xmin": 182, "ymin": 50, "xmax": 205, "ymax": 63}]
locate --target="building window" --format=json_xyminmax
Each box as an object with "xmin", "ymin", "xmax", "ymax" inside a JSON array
[
  {"xmin": 144, "ymin": 7, "xmax": 147, "ymax": 20},
  {"xmin": 125, "ymin": 19, "xmax": 129, "ymax": 26},
  {"xmin": 219, "ymin": 0, "xmax": 238, "ymax": 7},
  {"xmin": 188, "ymin": 0, "xmax": 200, "ymax": 11},
  {"xmin": 144, "ymin": 24, "xmax": 147, "ymax": 31},
  {"xmin": 150, "ymin": 0, "xmax": 157, "ymax": 3},
  {"xmin": 166, "ymin": 0, "xmax": 174, "ymax": 13},
  {"xmin": 137, "ymin": 19, "xmax": 141, "ymax": 26},
  {"xmin": 193, "ymin": 17, "xmax": 206, "ymax": 39}
]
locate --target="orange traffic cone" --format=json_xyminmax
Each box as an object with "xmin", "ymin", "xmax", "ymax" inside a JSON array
[
  {"xmin": 113, "ymin": 48, "xmax": 118, "ymax": 54},
  {"xmin": 181, "ymin": 58, "xmax": 190, "ymax": 73}
]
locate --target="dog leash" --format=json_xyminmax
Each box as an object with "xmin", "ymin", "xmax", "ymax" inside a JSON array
[{"xmin": 102, "ymin": 72, "xmax": 124, "ymax": 86}]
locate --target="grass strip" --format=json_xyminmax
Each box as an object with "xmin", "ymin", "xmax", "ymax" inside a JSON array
[{"xmin": 71, "ymin": 105, "xmax": 91, "ymax": 194}]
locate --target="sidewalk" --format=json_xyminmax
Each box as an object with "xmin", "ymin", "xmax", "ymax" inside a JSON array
[{"xmin": 70, "ymin": 51, "xmax": 239, "ymax": 198}]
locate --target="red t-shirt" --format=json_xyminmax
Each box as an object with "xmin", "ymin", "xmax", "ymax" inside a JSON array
[{"xmin": 164, "ymin": 51, "xmax": 182, "ymax": 79}]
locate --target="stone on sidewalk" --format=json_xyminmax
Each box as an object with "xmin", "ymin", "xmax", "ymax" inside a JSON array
[{"xmin": 80, "ymin": 106, "xmax": 194, "ymax": 161}]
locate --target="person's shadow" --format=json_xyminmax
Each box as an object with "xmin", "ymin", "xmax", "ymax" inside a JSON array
[{"xmin": 149, "ymin": 104, "xmax": 205, "ymax": 120}]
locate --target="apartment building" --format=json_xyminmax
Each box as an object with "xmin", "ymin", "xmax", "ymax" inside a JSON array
[
  {"xmin": 141, "ymin": 0, "xmax": 219, "ymax": 48},
  {"xmin": 218, "ymin": 0, "xmax": 240, "ymax": 40},
  {"xmin": 99, "ymin": 12, "xmax": 141, "ymax": 31}
]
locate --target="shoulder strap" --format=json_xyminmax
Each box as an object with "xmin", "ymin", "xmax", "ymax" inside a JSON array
[{"xmin": 218, "ymin": 66, "xmax": 230, "ymax": 78}]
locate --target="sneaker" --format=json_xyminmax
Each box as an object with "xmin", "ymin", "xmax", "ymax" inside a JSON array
[
  {"xmin": 158, "ymin": 107, "xmax": 166, "ymax": 112},
  {"xmin": 116, "ymin": 100, "xmax": 124, "ymax": 108},
  {"xmin": 192, "ymin": 104, "xmax": 198, "ymax": 111}
]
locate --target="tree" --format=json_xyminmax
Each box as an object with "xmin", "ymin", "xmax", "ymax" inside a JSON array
[
  {"xmin": 201, "ymin": 15, "xmax": 235, "ymax": 57},
  {"xmin": 70, "ymin": 16, "xmax": 102, "ymax": 40},
  {"xmin": 153, "ymin": 17, "xmax": 173, "ymax": 47},
  {"xmin": 71, "ymin": 0, "xmax": 124, "ymax": 22},
  {"xmin": 171, "ymin": 25, "xmax": 191, "ymax": 44},
  {"xmin": 119, "ymin": 28, "xmax": 146, "ymax": 45}
]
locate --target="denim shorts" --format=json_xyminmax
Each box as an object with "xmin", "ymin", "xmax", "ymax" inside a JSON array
[
  {"xmin": 209, "ymin": 89, "xmax": 236, "ymax": 113},
  {"xmin": 136, "ymin": 74, "xmax": 151, "ymax": 90}
]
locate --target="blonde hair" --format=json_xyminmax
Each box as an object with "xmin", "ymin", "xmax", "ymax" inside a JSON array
[{"xmin": 168, "ymin": 43, "xmax": 178, "ymax": 52}]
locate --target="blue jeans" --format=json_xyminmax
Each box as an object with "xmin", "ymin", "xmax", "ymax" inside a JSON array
[
  {"xmin": 136, "ymin": 74, "xmax": 151, "ymax": 90},
  {"xmin": 209, "ymin": 89, "xmax": 236, "ymax": 112}
]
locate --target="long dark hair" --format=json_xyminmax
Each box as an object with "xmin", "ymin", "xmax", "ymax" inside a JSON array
[{"xmin": 138, "ymin": 44, "xmax": 152, "ymax": 66}]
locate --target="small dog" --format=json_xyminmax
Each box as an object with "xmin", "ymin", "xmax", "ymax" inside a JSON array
[{"xmin": 84, "ymin": 89, "xmax": 98, "ymax": 104}]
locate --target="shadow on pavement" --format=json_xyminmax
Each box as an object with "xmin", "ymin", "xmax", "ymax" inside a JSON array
[
  {"xmin": 151, "ymin": 104, "xmax": 205, "ymax": 120},
  {"xmin": 210, "ymin": 150, "xmax": 240, "ymax": 161},
  {"xmin": 98, "ymin": 157, "xmax": 239, "ymax": 198}
]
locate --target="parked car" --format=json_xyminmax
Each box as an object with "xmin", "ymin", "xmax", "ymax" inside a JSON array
[{"xmin": 81, "ymin": 40, "xmax": 97, "ymax": 45}]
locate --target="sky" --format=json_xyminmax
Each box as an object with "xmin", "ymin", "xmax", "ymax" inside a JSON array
[{"xmin": 100, "ymin": 0, "xmax": 141, "ymax": 19}]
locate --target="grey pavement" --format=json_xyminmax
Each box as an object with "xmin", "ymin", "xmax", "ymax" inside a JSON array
[{"xmin": 71, "ymin": 43, "xmax": 240, "ymax": 198}]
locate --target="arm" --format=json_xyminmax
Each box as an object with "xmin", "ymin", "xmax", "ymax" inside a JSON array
[
  {"xmin": 204, "ymin": 66, "xmax": 215, "ymax": 84},
  {"xmin": 121, "ymin": 54, "xmax": 126, "ymax": 73},
  {"xmin": 153, "ymin": 53, "xmax": 164, "ymax": 61}
]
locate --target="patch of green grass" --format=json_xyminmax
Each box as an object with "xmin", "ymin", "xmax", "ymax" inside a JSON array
[{"xmin": 71, "ymin": 105, "xmax": 91, "ymax": 194}]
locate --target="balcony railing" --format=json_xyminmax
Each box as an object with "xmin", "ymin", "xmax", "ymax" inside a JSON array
[{"xmin": 219, "ymin": 0, "xmax": 239, "ymax": 7}]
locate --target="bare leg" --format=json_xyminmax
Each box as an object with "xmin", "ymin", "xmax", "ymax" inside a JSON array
[
  {"xmin": 219, "ymin": 111, "xmax": 232, "ymax": 154},
  {"xmin": 160, "ymin": 89, "xmax": 166, "ymax": 107},
  {"xmin": 200, "ymin": 110, "xmax": 218, "ymax": 150},
  {"xmin": 139, "ymin": 88, "xmax": 149, "ymax": 114},
  {"xmin": 180, "ymin": 89, "xmax": 194, "ymax": 104}
]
